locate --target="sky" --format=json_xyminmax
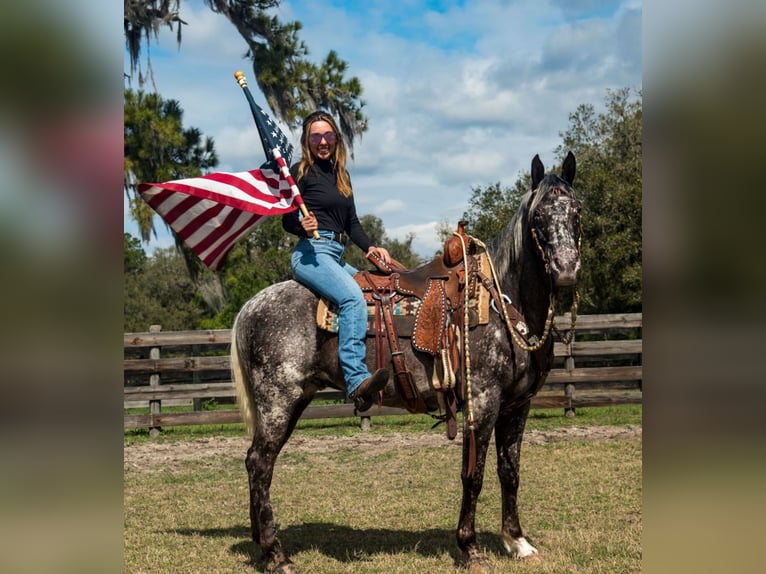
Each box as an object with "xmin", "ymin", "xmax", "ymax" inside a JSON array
[{"xmin": 124, "ymin": 0, "xmax": 642, "ymax": 258}]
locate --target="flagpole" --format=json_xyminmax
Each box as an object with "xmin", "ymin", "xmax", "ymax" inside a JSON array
[{"xmin": 234, "ymin": 70, "xmax": 319, "ymax": 239}]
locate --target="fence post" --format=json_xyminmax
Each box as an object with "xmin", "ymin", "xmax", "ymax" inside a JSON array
[
  {"xmin": 149, "ymin": 324, "xmax": 162, "ymax": 436},
  {"xmin": 564, "ymin": 338, "xmax": 576, "ymax": 417},
  {"xmin": 192, "ymin": 343, "xmax": 202, "ymax": 411}
]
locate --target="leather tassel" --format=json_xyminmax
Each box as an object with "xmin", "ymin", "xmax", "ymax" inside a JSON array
[{"xmin": 467, "ymin": 427, "xmax": 477, "ymax": 477}]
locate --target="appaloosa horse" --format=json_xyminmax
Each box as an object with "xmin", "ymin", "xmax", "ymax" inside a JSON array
[{"xmin": 231, "ymin": 152, "xmax": 581, "ymax": 572}]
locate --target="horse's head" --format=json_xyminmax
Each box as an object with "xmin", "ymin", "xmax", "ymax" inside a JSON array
[{"xmin": 528, "ymin": 152, "xmax": 581, "ymax": 287}]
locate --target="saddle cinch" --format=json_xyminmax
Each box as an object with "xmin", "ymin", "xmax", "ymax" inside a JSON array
[{"xmin": 317, "ymin": 221, "xmax": 504, "ymax": 439}]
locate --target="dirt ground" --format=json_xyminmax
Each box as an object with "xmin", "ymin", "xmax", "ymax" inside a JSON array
[{"xmin": 124, "ymin": 424, "xmax": 641, "ymax": 473}]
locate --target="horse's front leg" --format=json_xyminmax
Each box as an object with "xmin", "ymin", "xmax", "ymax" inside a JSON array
[
  {"xmin": 495, "ymin": 400, "xmax": 539, "ymax": 560},
  {"xmin": 456, "ymin": 403, "xmax": 498, "ymax": 573}
]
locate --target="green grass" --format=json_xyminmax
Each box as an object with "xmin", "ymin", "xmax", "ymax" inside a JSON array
[
  {"xmin": 124, "ymin": 404, "xmax": 641, "ymax": 445},
  {"xmin": 526, "ymin": 404, "xmax": 641, "ymax": 430},
  {"xmin": 124, "ymin": 416, "xmax": 641, "ymax": 573}
]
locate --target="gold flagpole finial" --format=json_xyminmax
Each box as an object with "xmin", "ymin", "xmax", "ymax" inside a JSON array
[{"xmin": 234, "ymin": 70, "xmax": 248, "ymax": 88}]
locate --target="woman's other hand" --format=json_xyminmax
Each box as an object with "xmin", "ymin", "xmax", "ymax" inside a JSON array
[{"xmin": 367, "ymin": 245, "xmax": 391, "ymax": 264}]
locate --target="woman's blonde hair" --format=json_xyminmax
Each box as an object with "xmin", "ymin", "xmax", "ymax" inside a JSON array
[{"xmin": 296, "ymin": 111, "xmax": 352, "ymax": 197}]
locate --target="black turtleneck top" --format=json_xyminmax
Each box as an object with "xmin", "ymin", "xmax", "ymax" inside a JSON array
[{"xmin": 282, "ymin": 159, "xmax": 373, "ymax": 252}]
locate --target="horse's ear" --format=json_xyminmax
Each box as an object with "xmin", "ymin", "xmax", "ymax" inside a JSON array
[
  {"xmin": 561, "ymin": 151, "xmax": 576, "ymax": 185},
  {"xmin": 531, "ymin": 154, "xmax": 544, "ymax": 190}
]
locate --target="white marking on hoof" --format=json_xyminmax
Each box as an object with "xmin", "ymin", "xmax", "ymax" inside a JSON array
[{"xmin": 502, "ymin": 534, "xmax": 539, "ymax": 559}]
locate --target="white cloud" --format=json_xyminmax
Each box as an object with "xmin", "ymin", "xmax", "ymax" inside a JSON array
[{"xmin": 373, "ymin": 198, "xmax": 407, "ymax": 215}]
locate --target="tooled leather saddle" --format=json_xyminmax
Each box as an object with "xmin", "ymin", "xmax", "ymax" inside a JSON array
[{"xmin": 316, "ymin": 221, "xmax": 530, "ymax": 439}]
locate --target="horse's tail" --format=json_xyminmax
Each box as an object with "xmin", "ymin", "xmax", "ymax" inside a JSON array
[{"xmin": 231, "ymin": 308, "xmax": 256, "ymax": 438}]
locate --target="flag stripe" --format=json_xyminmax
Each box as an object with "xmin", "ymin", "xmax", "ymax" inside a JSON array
[
  {"xmin": 143, "ymin": 187, "xmax": 176, "ymax": 211},
  {"xmin": 188, "ymin": 205, "xmax": 246, "ymax": 252},
  {"xmin": 174, "ymin": 201, "xmax": 227, "ymax": 240},
  {"xmin": 200, "ymin": 211, "xmax": 263, "ymax": 270},
  {"xmin": 201, "ymin": 171, "xmax": 291, "ymax": 204},
  {"xmin": 199, "ymin": 212, "xmax": 264, "ymax": 270},
  {"xmin": 164, "ymin": 193, "xmax": 211, "ymax": 225}
]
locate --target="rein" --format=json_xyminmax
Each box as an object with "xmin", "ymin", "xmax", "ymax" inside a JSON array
[
  {"xmin": 553, "ymin": 292, "xmax": 579, "ymax": 345},
  {"xmin": 452, "ymin": 232, "xmax": 478, "ymax": 474}
]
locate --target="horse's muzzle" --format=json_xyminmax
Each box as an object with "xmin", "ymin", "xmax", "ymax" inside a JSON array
[{"xmin": 549, "ymin": 246, "xmax": 580, "ymax": 287}]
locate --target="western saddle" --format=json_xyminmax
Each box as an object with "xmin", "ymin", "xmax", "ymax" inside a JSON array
[{"xmin": 316, "ymin": 221, "xmax": 530, "ymax": 439}]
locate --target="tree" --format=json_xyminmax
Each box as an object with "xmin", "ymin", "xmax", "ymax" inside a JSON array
[
  {"xmin": 124, "ymin": 0, "xmax": 368, "ymax": 153},
  {"xmin": 124, "ymin": 246, "xmax": 214, "ymax": 332},
  {"xmin": 557, "ymin": 88, "xmax": 642, "ymax": 313},
  {"xmin": 124, "ymin": 232, "xmax": 147, "ymax": 275},
  {"xmin": 124, "ymin": 89, "xmax": 218, "ymax": 242}
]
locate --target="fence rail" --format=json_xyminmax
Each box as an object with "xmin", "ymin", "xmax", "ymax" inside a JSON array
[{"xmin": 124, "ymin": 313, "xmax": 642, "ymax": 431}]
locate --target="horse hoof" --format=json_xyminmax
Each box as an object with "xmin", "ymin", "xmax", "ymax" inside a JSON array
[
  {"xmin": 271, "ymin": 562, "xmax": 298, "ymax": 574},
  {"xmin": 503, "ymin": 534, "xmax": 539, "ymax": 560}
]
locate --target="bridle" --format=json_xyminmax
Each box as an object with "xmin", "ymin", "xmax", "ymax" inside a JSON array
[{"xmin": 527, "ymin": 190, "xmax": 582, "ymax": 346}]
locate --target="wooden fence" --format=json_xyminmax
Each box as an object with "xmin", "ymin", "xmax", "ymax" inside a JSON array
[{"xmin": 124, "ymin": 313, "xmax": 642, "ymax": 432}]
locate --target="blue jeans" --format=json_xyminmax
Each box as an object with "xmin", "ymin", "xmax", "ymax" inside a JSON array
[{"xmin": 291, "ymin": 230, "xmax": 370, "ymax": 395}]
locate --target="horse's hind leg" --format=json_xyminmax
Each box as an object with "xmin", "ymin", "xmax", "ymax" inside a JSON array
[
  {"xmin": 246, "ymin": 396, "xmax": 310, "ymax": 573},
  {"xmin": 495, "ymin": 400, "xmax": 539, "ymax": 560}
]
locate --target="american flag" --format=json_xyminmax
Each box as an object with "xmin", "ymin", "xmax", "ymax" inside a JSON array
[
  {"xmin": 138, "ymin": 167, "xmax": 298, "ymax": 271},
  {"xmin": 138, "ymin": 74, "xmax": 303, "ymax": 271},
  {"xmin": 249, "ymin": 100, "xmax": 294, "ymax": 170}
]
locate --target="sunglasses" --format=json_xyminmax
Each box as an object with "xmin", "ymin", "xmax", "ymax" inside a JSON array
[{"xmin": 309, "ymin": 131, "xmax": 336, "ymax": 145}]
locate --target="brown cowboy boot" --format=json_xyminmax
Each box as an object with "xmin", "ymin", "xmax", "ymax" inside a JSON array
[{"xmin": 349, "ymin": 368, "xmax": 390, "ymax": 413}]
